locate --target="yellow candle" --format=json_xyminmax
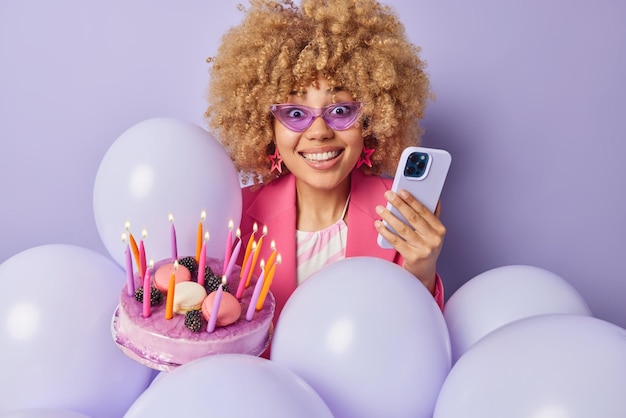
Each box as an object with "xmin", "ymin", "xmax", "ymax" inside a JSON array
[
  {"xmin": 256, "ymin": 254, "xmax": 280, "ymax": 311},
  {"xmin": 246, "ymin": 225, "xmax": 267, "ymax": 287},
  {"xmin": 165, "ymin": 261, "xmax": 178, "ymax": 320},
  {"xmin": 196, "ymin": 210, "xmax": 206, "ymax": 261},
  {"xmin": 240, "ymin": 223, "xmax": 258, "ymax": 279}
]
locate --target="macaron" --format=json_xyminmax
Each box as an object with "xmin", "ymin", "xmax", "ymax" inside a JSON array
[
  {"xmin": 154, "ymin": 262, "xmax": 191, "ymax": 292},
  {"xmin": 201, "ymin": 291, "xmax": 241, "ymax": 327},
  {"xmin": 173, "ymin": 281, "xmax": 208, "ymax": 314}
]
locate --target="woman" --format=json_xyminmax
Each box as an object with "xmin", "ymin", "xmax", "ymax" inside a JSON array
[{"xmin": 205, "ymin": 0, "xmax": 445, "ymax": 322}]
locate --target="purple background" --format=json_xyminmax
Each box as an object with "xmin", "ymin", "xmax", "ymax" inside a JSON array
[{"xmin": 1, "ymin": 0, "xmax": 624, "ymax": 328}]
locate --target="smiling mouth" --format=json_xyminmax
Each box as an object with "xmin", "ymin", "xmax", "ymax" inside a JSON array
[{"xmin": 300, "ymin": 150, "xmax": 342, "ymax": 162}]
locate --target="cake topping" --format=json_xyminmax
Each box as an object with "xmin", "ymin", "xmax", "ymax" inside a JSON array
[
  {"xmin": 154, "ymin": 262, "xmax": 191, "ymax": 292},
  {"xmin": 177, "ymin": 256, "xmax": 199, "ymax": 279},
  {"xmin": 203, "ymin": 268, "xmax": 229, "ymax": 294},
  {"xmin": 184, "ymin": 309, "xmax": 203, "ymax": 333},
  {"xmin": 202, "ymin": 288, "xmax": 242, "ymax": 327},
  {"xmin": 134, "ymin": 286, "xmax": 164, "ymax": 306},
  {"xmin": 173, "ymin": 281, "xmax": 208, "ymax": 314}
]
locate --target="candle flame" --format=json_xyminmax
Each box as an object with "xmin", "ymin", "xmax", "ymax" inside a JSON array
[
  {"xmin": 142, "ymin": 228, "xmax": 147, "ymax": 239},
  {"xmin": 260, "ymin": 259, "xmax": 265, "ymax": 270},
  {"xmin": 270, "ymin": 240, "xmax": 276, "ymax": 250},
  {"xmin": 149, "ymin": 259, "xmax": 154, "ymax": 268},
  {"xmin": 204, "ymin": 232, "xmax": 210, "ymax": 242},
  {"xmin": 276, "ymin": 254, "xmax": 282, "ymax": 264},
  {"xmin": 252, "ymin": 241, "xmax": 257, "ymax": 250},
  {"xmin": 221, "ymin": 275, "xmax": 227, "ymax": 286},
  {"xmin": 252, "ymin": 223, "xmax": 258, "ymax": 233},
  {"xmin": 168, "ymin": 213, "xmax": 174, "ymax": 223},
  {"xmin": 173, "ymin": 260, "xmax": 179, "ymax": 270},
  {"xmin": 200, "ymin": 210, "xmax": 206, "ymax": 221},
  {"xmin": 125, "ymin": 221, "xmax": 131, "ymax": 230},
  {"xmin": 262, "ymin": 225, "xmax": 268, "ymax": 235},
  {"xmin": 121, "ymin": 233, "xmax": 127, "ymax": 243},
  {"xmin": 236, "ymin": 228, "xmax": 241, "ymax": 238},
  {"xmin": 228, "ymin": 219, "xmax": 234, "ymax": 230}
]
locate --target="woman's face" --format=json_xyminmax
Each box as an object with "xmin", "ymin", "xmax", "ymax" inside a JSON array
[{"xmin": 273, "ymin": 77, "xmax": 364, "ymax": 193}]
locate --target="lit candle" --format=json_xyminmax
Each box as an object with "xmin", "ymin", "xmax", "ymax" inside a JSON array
[
  {"xmin": 256, "ymin": 254, "xmax": 280, "ymax": 311},
  {"xmin": 236, "ymin": 241, "xmax": 256, "ymax": 299},
  {"xmin": 126, "ymin": 221, "xmax": 141, "ymax": 272},
  {"xmin": 265, "ymin": 240, "xmax": 277, "ymax": 272},
  {"xmin": 122, "ymin": 233, "xmax": 134, "ymax": 296},
  {"xmin": 240, "ymin": 223, "xmax": 257, "ymax": 279},
  {"xmin": 196, "ymin": 210, "xmax": 206, "ymax": 262},
  {"xmin": 246, "ymin": 225, "xmax": 267, "ymax": 287},
  {"xmin": 197, "ymin": 232, "xmax": 209, "ymax": 286},
  {"xmin": 223, "ymin": 229, "xmax": 242, "ymax": 282},
  {"xmin": 207, "ymin": 276, "xmax": 226, "ymax": 333},
  {"xmin": 246, "ymin": 260, "xmax": 265, "ymax": 321},
  {"xmin": 143, "ymin": 259, "xmax": 154, "ymax": 318},
  {"xmin": 223, "ymin": 220, "xmax": 234, "ymax": 275},
  {"xmin": 169, "ymin": 213, "xmax": 178, "ymax": 261},
  {"xmin": 139, "ymin": 228, "xmax": 147, "ymax": 279},
  {"xmin": 165, "ymin": 260, "xmax": 178, "ymax": 320}
]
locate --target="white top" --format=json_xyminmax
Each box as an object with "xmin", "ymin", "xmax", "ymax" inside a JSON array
[{"xmin": 295, "ymin": 195, "xmax": 350, "ymax": 285}]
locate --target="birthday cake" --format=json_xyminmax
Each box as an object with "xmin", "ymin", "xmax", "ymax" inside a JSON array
[{"xmin": 112, "ymin": 256, "xmax": 275, "ymax": 372}]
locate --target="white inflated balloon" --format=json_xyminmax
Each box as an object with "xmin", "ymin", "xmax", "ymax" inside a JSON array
[
  {"xmin": 444, "ymin": 264, "xmax": 592, "ymax": 363},
  {"xmin": 125, "ymin": 354, "xmax": 333, "ymax": 418},
  {"xmin": 434, "ymin": 314, "xmax": 626, "ymax": 418},
  {"xmin": 271, "ymin": 257, "xmax": 451, "ymax": 418},
  {"xmin": 93, "ymin": 117, "xmax": 242, "ymax": 267},
  {"xmin": 0, "ymin": 245, "xmax": 152, "ymax": 417}
]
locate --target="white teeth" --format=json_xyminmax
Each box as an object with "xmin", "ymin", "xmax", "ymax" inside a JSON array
[{"xmin": 302, "ymin": 150, "xmax": 340, "ymax": 162}]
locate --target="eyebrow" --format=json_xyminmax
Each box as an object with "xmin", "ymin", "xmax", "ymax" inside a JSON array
[{"xmin": 288, "ymin": 86, "xmax": 345, "ymax": 96}]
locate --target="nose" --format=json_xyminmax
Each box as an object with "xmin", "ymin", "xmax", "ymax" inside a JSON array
[{"xmin": 303, "ymin": 115, "xmax": 334, "ymax": 140}]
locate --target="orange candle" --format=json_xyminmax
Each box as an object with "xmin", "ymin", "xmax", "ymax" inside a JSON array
[
  {"xmin": 256, "ymin": 254, "xmax": 280, "ymax": 311},
  {"xmin": 165, "ymin": 261, "xmax": 178, "ymax": 320},
  {"xmin": 126, "ymin": 221, "xmax": 141, "ymax": 271},
  {"xmin": 245, "ymin": 225, "xmax": 267, "ymax": 287},
  {"xmin": 265, "ymin": 240, "xmax": 277, "ymax": 272},
  {"xmin": 196, "ymin": 210, "xmax": 206, "ymax": 261},
  {"xmin": 240, "ymin": 223, "xmax": 258, "ymax": 279}
]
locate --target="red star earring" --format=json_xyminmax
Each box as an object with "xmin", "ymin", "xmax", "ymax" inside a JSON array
[
  {"xmin": 269, "ymin": 147, "xmax": 283, "ymax": 174},
  {"xmin": 356, "ymin": 146, "xmax": 375, "ymax": 168}
]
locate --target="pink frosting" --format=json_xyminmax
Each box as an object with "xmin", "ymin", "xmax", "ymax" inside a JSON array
[
  {"xmin": 111, "ymin": 257, "xmax": 275, "ymax": 372},
  {"xmin": 202, "ymin": 291, "xmax": 242, "ymax": 326},
  {"xmin": 154, "ymin": 262, "xmax": 191, "ymax": 292}
]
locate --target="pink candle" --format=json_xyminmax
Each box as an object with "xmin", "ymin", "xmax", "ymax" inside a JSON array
[
  {"xmin": 246, "ymin": 260, "xmax": 265, "ymax": 321},
  {"xmin": 236, "ymin": 241, "xmax": 256, "ymax": 299},
  {"xmin": 223, "ymin": 220, "xmax": 234, "ymax": 275},
  {"xmin": 197, "ymin": 232, "xmax": 208, "ymax": 285},
  {"xmin": 169, "ymin": 214, "xmax": 178, "ymax": 261},
  {"xmin": 123, "ymin": 233, "xmax": 134, "ymax": 296},
  {"xmin": 207, "ymin": 276, "xmax": 226, "ymax": 333},
  {"xmin": 223, "ymin": 230, "xmax": 242, "ymax": 281},
  {"xmin": 142, "ymin": 260, "xmax": 153, "ymax": 318}
]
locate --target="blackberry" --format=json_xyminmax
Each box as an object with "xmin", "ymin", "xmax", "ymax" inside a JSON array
[
  {"xmin": 178, "ymin": 256, "xmax": 199, "ymax": 279},
  {"xmin": 134, "ymin": 286, "xmax": 163, "ymax": 306},
  {"xmin": 184, "ymin": 309, "xmax": 203, "ymax": 332},
  {"xmin": 204, "ymin": 269, "xmax": 230, "ymax": 293}
]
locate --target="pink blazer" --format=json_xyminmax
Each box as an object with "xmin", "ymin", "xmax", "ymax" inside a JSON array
[{"xmin": 237, "ymin": 169, "xmax": 444, "ymax": 323}]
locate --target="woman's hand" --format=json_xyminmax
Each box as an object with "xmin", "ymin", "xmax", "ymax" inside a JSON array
[{"xmin": 374, "ymin": 189, "xmax": 446, "ymax": 295}]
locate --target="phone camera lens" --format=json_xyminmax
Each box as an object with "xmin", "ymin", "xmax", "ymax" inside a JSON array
[
  {"xmin": 405, "ymin": 165, "xmax": 416, "ymax": 176},
  {"xmin": 408, "ymin": 153, "xmax": 419, "ymax": 164},
  {"xmin": 417, "ymin": 161, "xmax": 426, "ymax": 170}
]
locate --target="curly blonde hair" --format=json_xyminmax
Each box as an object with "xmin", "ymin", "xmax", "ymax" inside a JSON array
[{"xmin": 205, "ymin": 0, "xmax": 431, "ymax": 185}]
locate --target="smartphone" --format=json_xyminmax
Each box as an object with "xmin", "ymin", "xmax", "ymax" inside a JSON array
[{"xmin": 377, "ymin": 146, "xmax": 452, "ymax": 249}]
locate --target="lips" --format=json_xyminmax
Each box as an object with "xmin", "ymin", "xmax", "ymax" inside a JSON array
[{"xmin": 300, "ymin": 149, "xmax": 342, "ymax": 162}]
